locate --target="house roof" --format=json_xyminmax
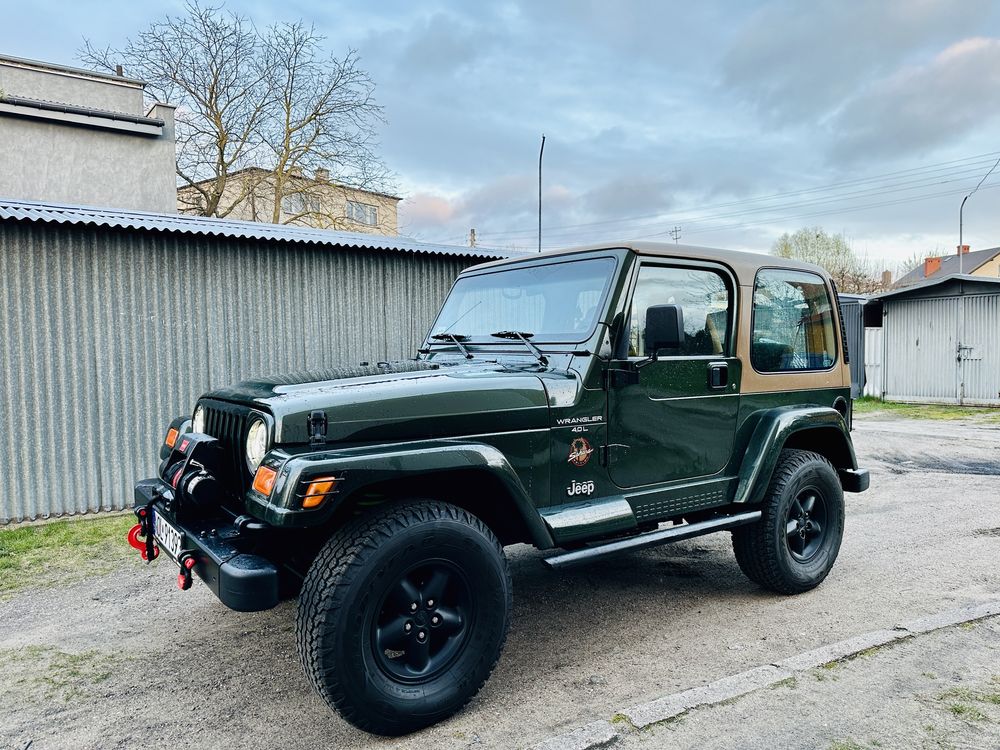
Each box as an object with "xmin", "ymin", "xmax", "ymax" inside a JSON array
[
  {"xmin": 178, "ymin": 167, "xmax": 402, "ymax": 202},
  {"xmin": 0, "ymin": 197, "xmax": 511, "ymax": 260},
  {"xmin": 869, "ymin": 273, "xmax": 1000, "ymax": 301},
  {"xmin": 893, "ymin": 246, "xmax": 1000, "ymax": 287},
  {"xmin": 0, "ymin": 53, "xmax": 147, "ymax": 87}
]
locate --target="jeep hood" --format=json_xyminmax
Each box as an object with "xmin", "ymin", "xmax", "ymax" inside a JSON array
[{"xmin": 204, "ymin": 361, "xmax": 552, "ymax": 445}]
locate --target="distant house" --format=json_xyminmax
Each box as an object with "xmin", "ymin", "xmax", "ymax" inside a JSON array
[
  {"xmin": 177, "ymin": 167, "xmax": 400, "ymax": 236},
  {"xmin": 893, "ymin": 245, "xmax": 1000, "ymax": 288},
  {"xmin": 0, "ymin": 54, "xmax": 177, "ymax": 212}
]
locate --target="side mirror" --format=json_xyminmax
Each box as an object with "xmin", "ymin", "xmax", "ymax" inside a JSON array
[{"xmin": 643, "ymin": 304, "xmax": 685, "ymax": 357}]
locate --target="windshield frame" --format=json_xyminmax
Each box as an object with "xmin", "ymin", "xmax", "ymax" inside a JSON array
[{"xmin": 426, "ymin": 253, "xmax": 621, "ymax": 347}]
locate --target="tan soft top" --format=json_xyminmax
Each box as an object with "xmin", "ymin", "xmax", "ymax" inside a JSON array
[{"xmin": 473, "ymin": 241, "xmax": 828, "ymax": 287}]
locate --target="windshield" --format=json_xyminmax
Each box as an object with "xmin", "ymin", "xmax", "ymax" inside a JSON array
[{"xmin": 429, "ymin": 257, "xmax": 616, "ymax": 344}]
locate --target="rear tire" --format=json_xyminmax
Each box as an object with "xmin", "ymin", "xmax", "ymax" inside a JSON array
[
  {"xmin": 296, "ymin": 500, "xmax": 511, "ymax": 736},
  {"xmin": 732, "ymin": 449, "xmax": 845, "ymax": 594}
]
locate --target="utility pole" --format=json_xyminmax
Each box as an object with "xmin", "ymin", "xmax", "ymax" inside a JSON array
[
  {"xmin": 538, "ymin": 134, "xmax": 546, "ymax": 253},
  {"xmin": 959, "ymin": 195, "xmax": 968, "ymax": 276},
  {"xmin": 669, "ymin": 226, "xmax": 682, "ymax": 244},
  {"xmin": 468, "ymin": 228, "xmax": 477, "ymax": 248}
]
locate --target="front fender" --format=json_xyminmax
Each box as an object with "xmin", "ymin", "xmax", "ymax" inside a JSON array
[
  {"xmin": 246, "ymin": 440, "xmax": 553, "ymax": 548},
  {"xmin": 734, "ymin": 406, "xmax": 857, "ymax": 505}
]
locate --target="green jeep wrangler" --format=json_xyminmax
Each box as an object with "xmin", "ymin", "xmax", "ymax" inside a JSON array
[{"xmin": 130, "ymin": 241, "xmax": 868, "ymax": 735}]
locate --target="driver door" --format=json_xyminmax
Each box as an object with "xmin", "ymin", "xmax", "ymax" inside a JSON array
[{"xmin": 607, "ymin": 261, "xmax": 740, "ymax": 490}]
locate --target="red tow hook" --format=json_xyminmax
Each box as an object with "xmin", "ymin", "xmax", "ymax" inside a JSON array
[
  {"xmin": 177, "ymin": 554, "xmax": 197, "ymax": 591},
  {"xmin": 127, "ymin": 513, "xmax": 159, "ymax": 562}
]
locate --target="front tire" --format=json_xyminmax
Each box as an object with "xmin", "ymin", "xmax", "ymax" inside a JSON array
[
  {"xmin": 296, "ymin": 501, "xmax": 511, "ymax": 736},
  {"xmin": 732, "ymin": 449, "xmax": 845, "ymax": 594}
]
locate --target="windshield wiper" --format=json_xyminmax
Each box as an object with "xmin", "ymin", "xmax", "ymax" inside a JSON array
[
  {"xmin": 490, "ymin": 330, "xmax": 548, "ymax": 366},
  {"xmin": 430, "ymin": 332, "xmax": 474, "ymax": 359}
]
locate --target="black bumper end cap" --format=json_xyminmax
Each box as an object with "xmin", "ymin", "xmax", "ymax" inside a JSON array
[
  {"xmin": 215, "ymin": 554, "xmax": 280, "ymax": 612},
  {"xmin": 839, "ymin": 468, "xmax": 870, "ymax": 493}
]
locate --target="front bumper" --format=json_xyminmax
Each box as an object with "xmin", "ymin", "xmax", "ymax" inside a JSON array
[
  {"xmin": 134, "ymin": 478, "xmax": 280, "ymax": 612},
  {"xmin": 838, "ymin": 467, "xmax": 870, "ymax": 493}
]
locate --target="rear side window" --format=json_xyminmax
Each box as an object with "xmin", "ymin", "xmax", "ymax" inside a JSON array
[
  {"xmin": 752, "ymin": 269, "xmax": 837, "ymax": 372},
  {"xmin": 627, "ymin": 266, "xmax": 731, "ymax": 357}
]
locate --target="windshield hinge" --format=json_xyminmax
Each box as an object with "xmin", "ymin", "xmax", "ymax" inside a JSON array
[
  {"xmin": 308, "ymin": 410, "xmax": 328, "ymax": 447},
  {"xmin": 604, "ymin": 367, "xmax": 639, "ymax": 389}
]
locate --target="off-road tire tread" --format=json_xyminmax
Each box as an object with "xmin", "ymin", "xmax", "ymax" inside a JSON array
[
  {"xmin": 731, "ymin": 449, "xmax": 842, "ymax": 595},
  {"xmin": 296, "ymin": 500, "xmax": 511, "ymax": 735}
]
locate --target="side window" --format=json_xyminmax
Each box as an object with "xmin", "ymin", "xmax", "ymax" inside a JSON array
[
  {"xmin": 627, "ymin": 266, "xmax": 731, "ymax": 357},
  {"xmin": 752, "ymin": 269, "xmax": 837, "ymax": 372}
]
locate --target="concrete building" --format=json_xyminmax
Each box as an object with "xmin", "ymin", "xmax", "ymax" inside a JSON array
[
  {"xmin": 178, "ymin": 167, "xmax": 401, "ymax": 235},
  {"xmin": 893, "ymin": 245, "xmax": 1000, "ymax": 288},
  {"xmin": 0, "ymin": 54, "xmax": 176, "ymax": 212}
]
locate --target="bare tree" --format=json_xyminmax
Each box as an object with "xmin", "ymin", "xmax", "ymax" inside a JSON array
[
  {"xmin": 259, "ymin": 22, "xmax": 390, "ymax": 227},
  {"xmin": 772, "ymin": 227, "xmax": 883, "ymax": 294},
  {"xmin": 79, "ymin": 2, "xmax": 391, "ymax": 224}
]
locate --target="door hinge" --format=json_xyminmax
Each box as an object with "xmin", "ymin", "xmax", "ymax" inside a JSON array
[{"xmin": 600, "ymin": 443, "xmax": 629, "ymax": 465}]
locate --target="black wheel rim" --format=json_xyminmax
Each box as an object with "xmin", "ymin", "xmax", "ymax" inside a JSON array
[
  {"xmin": 371, "ymin": 560, "xmax": 475, "ymax": 683},
  {"xmin": 785, "ymin": 486, "xmax": 829, "ymax": 562}
]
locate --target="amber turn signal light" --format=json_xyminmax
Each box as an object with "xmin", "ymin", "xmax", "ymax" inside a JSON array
[
  {"xmin": 252, "ymin": 465, "xmax": 278, "ymax": 496},
  {"xmin": 302, "ymin": 477, "xmax": 339, "ymax": 509},
  {"xmin": 165, "ymin": 427, "xmax": 179, "ymax": 449}
]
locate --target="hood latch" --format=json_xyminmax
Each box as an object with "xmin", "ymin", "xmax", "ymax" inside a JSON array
[{"xmin": 308, "ymin": 410, "xmax": 328, "ymax": 446}]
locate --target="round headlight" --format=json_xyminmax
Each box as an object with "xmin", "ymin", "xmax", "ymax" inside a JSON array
[
  {"xmin": 192, "ymin": 405, "xmax": 205, "ymax": 434},
  {"xmin": 246, "ymin": 418, "xmax": 269, "ymax": 471}
]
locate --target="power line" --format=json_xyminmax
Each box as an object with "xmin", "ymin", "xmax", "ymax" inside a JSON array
[
  {"xmin": 450, "ymin": 150, "xmax": 1000, "ymax": 243},
  {"xmin": 499, "ymin": 166, "xmax": 1000, "ymax": 247}
]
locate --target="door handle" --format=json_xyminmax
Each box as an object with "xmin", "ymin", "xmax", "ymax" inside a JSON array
[{"xmin": 708, "ymin": 362, "xmax": 728, "ymax": 389}]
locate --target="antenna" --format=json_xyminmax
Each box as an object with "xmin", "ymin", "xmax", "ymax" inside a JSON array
[
  {"xmin": 669, "ymin": 226, "xmax": 682, "ymax": 244},
  {"xmin": 538, "ymin": 134, "xmax": 546, "ymax": 253}
]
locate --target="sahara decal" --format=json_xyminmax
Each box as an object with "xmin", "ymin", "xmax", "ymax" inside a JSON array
[{"xmin": 568, "ymin": 437, "xmax": 593, "ymax": 467}]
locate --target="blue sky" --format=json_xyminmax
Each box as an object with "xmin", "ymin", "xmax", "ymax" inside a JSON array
[{"xmin": 4, "ymin": 0, "xmax": 1000, "ymax": 266}]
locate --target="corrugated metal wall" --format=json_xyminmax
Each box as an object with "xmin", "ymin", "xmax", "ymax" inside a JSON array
[
  {"xmin": 839, "ymin": 300, "xmax": 865, "ymax": 398},
  {"xmin": 0, "ymin": 221, "xmax": 478, "ymax": 523},
  {"xmin": 881, "ymin": 292, "xmax": 1000, "ymax": 406},
  {"xmin": 863, "ymin": 328, "xmax": 883, "ymax": 398},
  {"xmin": 883, "ymin": 297, "xmax": 959, "ymax": 403},
  {"xmin": 959, "ymin": 294, "xmax": 1000, "ymax": 406}
]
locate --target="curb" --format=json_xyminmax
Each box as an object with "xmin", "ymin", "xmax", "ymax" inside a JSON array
[{"xmin": 528, "ymin": 600, "xmax": 1000, "ymax": 750}]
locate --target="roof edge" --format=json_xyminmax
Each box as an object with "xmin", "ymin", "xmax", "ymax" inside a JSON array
[{"xmin": 0, "ymin": 197, "xmax": 511, "ymax": 261}]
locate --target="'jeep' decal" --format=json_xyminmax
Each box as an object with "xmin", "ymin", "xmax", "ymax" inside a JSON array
[{"xmin": 566, "ymin": 480, "xmax": 595, "ymax": 497}]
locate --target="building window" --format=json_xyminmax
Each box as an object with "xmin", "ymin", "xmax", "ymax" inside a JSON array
[
  {"xmin": 347, "ymin": 200, "xmax": 378, "ymax": 226},
  {"xmin": 752, "ymin": 268, "xmax": 837, "ymax": 372},
  {"xmin": 627, "ymin": 265, "xmax": 731, "ymax": 357},
  {"xmin": 281, "ymin": 192, "xmax": 321, "ymax": 216}
]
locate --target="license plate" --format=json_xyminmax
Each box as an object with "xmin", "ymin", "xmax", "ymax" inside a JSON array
[{"xmin": 152, "ymin": 509, "xmax": 184, "ymax": 560}]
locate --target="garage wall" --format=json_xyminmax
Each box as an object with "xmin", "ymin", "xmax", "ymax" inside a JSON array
[
  {"xmin": 880, "ymin": 292, "xmax": 1000, "ymax": 406},
  {"xmin": 0, "ymin": 221, "xmax": 480, "ymax": 523}
]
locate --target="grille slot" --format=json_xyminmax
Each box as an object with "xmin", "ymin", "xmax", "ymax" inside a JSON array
[{"xmin": 197, "ymin": 399, "xmax": 253, "ymax": 497}]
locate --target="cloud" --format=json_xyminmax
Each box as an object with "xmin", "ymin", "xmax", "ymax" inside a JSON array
[
  {"xmin": 721, "ymin": 0, "xmax": 994, "ymax": 122},
  {"xmin": 829, "ymin": 37, "xmax": 1000, "ymax": 161}
]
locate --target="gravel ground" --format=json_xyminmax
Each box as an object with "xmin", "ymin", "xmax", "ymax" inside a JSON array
[{"xmin": 1, "ymin": 414, "xmax": 998, "ymax": 750}]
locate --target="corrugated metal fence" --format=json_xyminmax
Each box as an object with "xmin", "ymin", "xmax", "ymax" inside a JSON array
[
  {"xmin": 0, "ymin": 219, "xmax": 493, "ymax": 523},
  {"xmin": 838, "ymin": 298, "xmax": 865, "ymax": 398},
  {"xmin": 881, "ymin": 293, "xmax": 1000, "ymax": 406}
]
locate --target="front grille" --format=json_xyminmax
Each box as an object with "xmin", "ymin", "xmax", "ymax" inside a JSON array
[{"xmin": 199, "ymin": 399, "xmax": 253, "ymax": 496}]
